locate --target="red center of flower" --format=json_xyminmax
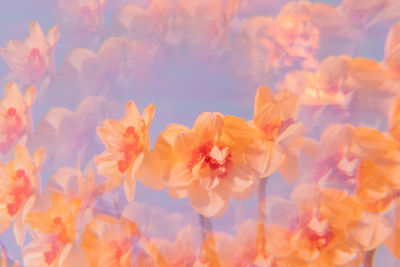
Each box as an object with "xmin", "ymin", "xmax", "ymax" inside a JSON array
[
  {"xmin": 7, "ymin": 169, "xmax": 32, "ymax": 216},
  {"xmin": 44, "ymin": 237, "xmax": 61, "ymax": 265},
  {"xmin": 6, "ymin": 107, "xmax": 17, "ymax": 117},
  {"xmin": 117, "ymin": 126, "xmax": 141, "ymax": 173},
  {"xmin": 188, "ymin": 141, "xmax": 231, "ymax": 178}
]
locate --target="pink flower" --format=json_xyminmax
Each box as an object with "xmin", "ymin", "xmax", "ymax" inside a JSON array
[{"xmin": 0, "ymin": 22, "xmax": 59, "ymax": 86}]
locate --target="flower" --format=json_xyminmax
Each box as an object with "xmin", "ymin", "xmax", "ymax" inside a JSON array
[
  {"xmin": 0, "ymin": 22, "xmax": 59, "ymax": 86},
  {"xmin": 24, "ymin": 193, "xmax": 82, "ymax": 267},
  {"xmin": 95, "ymin": 101, "xmax": 155, "ymax": 201},
  {"xmin": 0, "ymin": 145, "xmax": 44, "ymax": 245},
  {"xmin": 0, "ymin": 82, "xmax": 36, "ymax": 156},
  {"xmin": 278, "ymin": 56, "xmax": 352, "ymax": 108},
  {"xmin": 81, "ymin": 214, "xmax": 138, "ymax": 267},
  {"xmin": 54, "ymin": 0, "xmax": 106, "ymax": 41},
  {"xmin": 140, "ymin": 111, "xmax": 258, "ymax": 217},
  {"xmin": 136, "ymin": 225, "xmax": 198, "ymax": 267},
  {"xmin": 246, "ymin": 86, "xmax": 315, "ymax": 183},
  {"xmin": 284, "ymin": 184, "xmax": 364, "ymax": 266}
]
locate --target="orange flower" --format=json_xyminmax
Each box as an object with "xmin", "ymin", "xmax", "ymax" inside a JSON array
[
  {"xmin": 96, "ymin": 101, "xmax": 155, "ymax": 202},
  {"xmin": 284, "ymin": 184, "xmax": 364, "ymax": 266},
  {"xmin": 165, "ymin": 0, "xmax": 239, "ymax": 57},
  {"xmin": 0, "ymin": 145, "xmax": 44, "ymax": 245},
  {"xmin": 278, "ymin": 56, "xmax": 352, "ymax": 108},
  {"xmin": 247, "ymin": 86, "xmax": 315, "ymax": 183},
  {"xmin": 0, "ymin": 82, "xmax": 36, "ymax": 155},
  {"xmin": 0, "ymin": 22, "xmax": 59, "ymax": 85},
  {"xmin": 81, "ymin": 214, "xmax": 138, "ymax": 267},
  {"xmin": 24, "ymin": 193, "xmax": 82, "ymax": 267},
  {"xmin": 140, "ymin": 112, "xmax": 258, "ymax": 217}
]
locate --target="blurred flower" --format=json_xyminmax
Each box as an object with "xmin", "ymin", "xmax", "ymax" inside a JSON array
[
  {"xmin": 165, "ymin": 0, "xmax": 239, "ymax": 58},
  {"xmin": 234, "ymin": 1, "xmax": 319, "ymax": 84},
  {"xmin": 0, "ymin": 145, "xmax": 44, "ymax": 245},
  {"xmin": 31, "ymin": 96, "xmax": 121, "ymax": 171},
  {"xmin": 0, "ymin": 82, "xmax": 36, "ymax": 156},
  {"xmin": 0, "ymin": 22, "xmax": 59, "ymax": 86},
  {"xmin": 278, "ymin": 56, "xmax": 352, "ymax": 108},
  {"xmin": 57, "ymin": 37, "xmax": 154, "ymax": 99},
  {"xmin": 137, "ymin": 225, "xmax": 199, "ymax": 267},
  {"xmin": 81, "ymin": 214, "xmax": 138, "ymax": 267},
  {"xmin": 110, "ymin": 0, "xmax": 171, "ymax": 43},
  {"xmin": 339, "ymin": 0, "xmax": 400, "ymax": 29},
  {"xmin": 96, "ymin": 101, "xmax": 155, "ymax": 202},
  {"xmin": 54, "ymin": 0, "xmax": 106, "ymax": 42},
  {"xmin": 24, "ymin": 193, "xmax": 82, "ymax": 267}
]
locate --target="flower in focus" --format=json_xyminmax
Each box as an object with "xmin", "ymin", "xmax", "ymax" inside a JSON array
[
  {"xmin": 0, "ymin": 82, "xmax": 36, "ymax": 156},
  {"xmin": 0, "ymin": 22, "xmax": 59, "ymax": 86},
  {"xmin": 140, "ymin": 111, "xmax": 258, "ymax": 217},
  {"xmin": 81, "ymin": 214, "xmax": 138, "ymax": 267},
  {"xmin": 246, "ymin": 86, "xmax": 315, "ymax": 183},
  {"xmin": 96, "ymin": 101, "xmax": 155, "ymax": 202},
  {"xmin": 0, "ymin": 145, "xmax": 44, "ymax": 245}
]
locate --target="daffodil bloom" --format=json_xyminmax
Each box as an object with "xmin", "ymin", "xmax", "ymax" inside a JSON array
[
  {"xmin": 81, "ymin": 214, "xmax": 138, "ymax": 267},
  {"xmin": 24, "ymin": 193, "xmax": 81, "ymax": 267},
  {"xmin": 96, "ymin": 101, "xmax": 155, "ymax": 202},
  {"xmin": 284, "ymin": 184, "xmax": 364, "ymax": 266},
  {"xmin": 0, "ymin": 22, "xmax": 59, "ymax": 86},
  {"xmin": 0, "ymin": 82, "xmax": 36, "ymax": 156},
  {"xmin": 246, "ymin": 86, "xmax": 315, "ymax": 183},
  {"xmin": 0, "ymin": 145, "xmax": 44, "ymax": 245},
  {"xmin": 279, "ymin": 56, "xmax": 352, "ymax": 108},
  {"xmin": 140, "ymin": 111, "xmax": 258, "ymax": 217}
]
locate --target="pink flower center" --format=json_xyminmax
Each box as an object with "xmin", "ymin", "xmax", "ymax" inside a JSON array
[{"xmin": 188, "ymin": 141, "xmax": 231, "ymax": 178}]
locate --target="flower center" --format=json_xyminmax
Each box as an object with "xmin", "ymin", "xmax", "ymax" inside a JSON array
[
  {"xmin": 188, "ymin": 141, "xmax": 231, "ymax": 178},
  {"xmin": 304, "ymin": 217, "xmax": 333, "ymax": 250},
  {"xmin": 117, "ymin": 126, "xmax": 141, "ymax": 173},
  {"xmin": 7, "ymin": 169, "xmax": 32, "ymax": 216}
]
